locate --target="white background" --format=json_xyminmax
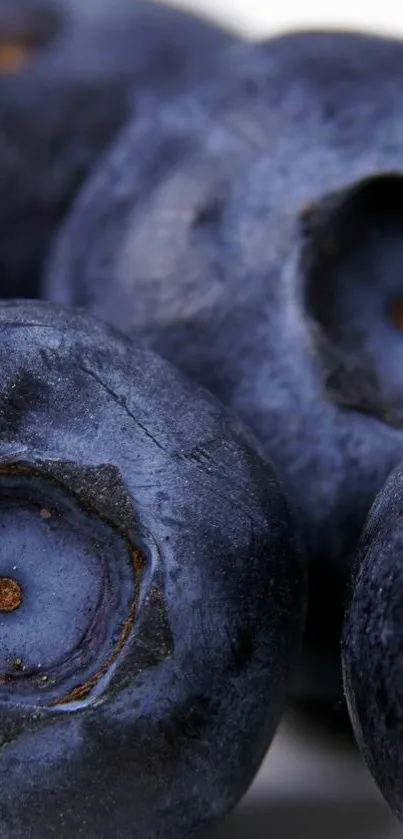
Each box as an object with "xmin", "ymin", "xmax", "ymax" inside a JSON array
[{"xmin": 169, "ymin": 0, "xmax": 403, "ymax": 39}]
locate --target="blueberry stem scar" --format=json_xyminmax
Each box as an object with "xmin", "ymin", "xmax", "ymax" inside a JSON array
[
  {"xmin": 389, "ymin": 298, "xmax": 403, "ymax": 331},
  {"xmin": 0, "ymin": 578, "xmax": 22, "ymax": 612},
  {"xmin": 0, "ymin": 44, "xmax": 29, "ymax": 74}
]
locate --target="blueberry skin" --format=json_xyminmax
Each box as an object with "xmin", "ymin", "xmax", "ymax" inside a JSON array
[
  {"xmin": 342, "ymin": 464, "xmax": 403, "ymax": 819},
  {"xmin": 43, "ymin": 30, "xmax": 403, "ymax": 704},
  {"xmin": 0, "ymin": 300, "xmax": 304, "ymax": 839},
  {"xmin": 0, "ymin": 0, "xmax": 235, "ymax": 300}
]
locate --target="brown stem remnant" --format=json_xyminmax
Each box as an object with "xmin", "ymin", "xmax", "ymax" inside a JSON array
[{"xmin": 0, "ymin": 578, "xmax": 23, "ymax": 612}]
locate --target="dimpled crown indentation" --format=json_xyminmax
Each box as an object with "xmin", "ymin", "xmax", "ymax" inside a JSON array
[{"xmin": 0, "ymin": 467, "xmax": 142, "ymax": 709}]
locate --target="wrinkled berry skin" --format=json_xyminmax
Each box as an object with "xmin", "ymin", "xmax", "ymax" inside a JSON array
[
  {"xmin": 342, "ymin": 464, "xmax": 403, "ymax": 820},
  {"xmin": 0, "ymin": 301, "xmax": 304, "ymax": 839},
  {"xmin": 44, "ymin": 30, "xmax": 403, "ymax": 705},
  {"xmin": 0, "ymin": 0, "xmax": 234, "ymax": 299}
]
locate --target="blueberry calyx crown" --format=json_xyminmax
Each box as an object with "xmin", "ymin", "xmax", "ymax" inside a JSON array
[
  {"xmin": 0, "ymin": 2, "xmax": 61, "ymax": 73},
  {"xmin": 0, "ymin": 458, "xmax": 144, "ymax": 711}
]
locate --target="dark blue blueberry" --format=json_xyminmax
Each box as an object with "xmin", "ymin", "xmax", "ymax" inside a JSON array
[
  {"xmin": 0, "ymin": 0, "xmax": 235, "ymax": 299},
  {"xmin": 342, "ymin": 463, "xmax": 403, "ymax": 820},
  {"xmin": 0, "ymin": 300, "xmax": 304, "ymax": 839},
  {"xmin": 43, "ymin": 29, "xmax": 403, "ymax": 706}
]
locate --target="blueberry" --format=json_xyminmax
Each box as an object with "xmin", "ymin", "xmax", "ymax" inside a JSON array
[
  {"xmin": 0, "ymin": 300, "xmax": 304, "ymax": 838},
  {"xmin": 342, "ymin": 463, "xmax": 403, "ymax": 819},
  {"xmin": 43, "ymin": 30, "xmax": 403, "ymax": 706},
  {"xmin": 0, "ymin": 0, "xmax": 235, "ymax": 300}
]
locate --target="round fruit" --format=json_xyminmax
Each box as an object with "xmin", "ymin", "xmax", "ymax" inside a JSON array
[
  {"xmin": 342, "ymin": 462, "xmax": 403, "ymax": 820},
  {"xmin": 0, "ymin": 300, "xmax": 304, "ymax": 839},
  {"xmin": 0, "ymin": 0, "xmax": 234, "ymax": 298},
  {"xmin": 44, "ymin": 30, "xmax": 403, "ymax": 705}
]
